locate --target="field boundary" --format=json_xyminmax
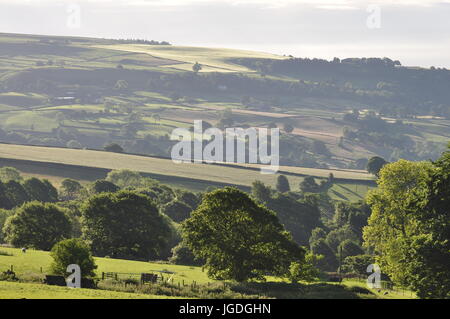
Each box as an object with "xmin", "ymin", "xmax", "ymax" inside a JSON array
[{"xmin": 0, "ymin": 142, "xmax": 375, "ymax": 185}]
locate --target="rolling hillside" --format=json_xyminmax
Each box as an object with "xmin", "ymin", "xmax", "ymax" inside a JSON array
[
  {"xmin": 0, "ymin": 143, "xmax": 374, "ymax": 201},
  {"xmin": 0, "ymin": 32, "xmax": 447, "ymax": 204},
  {"xmin": 0, "ymin": 32, "xmax": 448, "ymax": 174}
]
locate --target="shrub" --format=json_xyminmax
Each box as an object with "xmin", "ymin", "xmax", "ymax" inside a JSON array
[{"xmin": 50, "ymin": 238, "xmax": 97, "ymax": 278}]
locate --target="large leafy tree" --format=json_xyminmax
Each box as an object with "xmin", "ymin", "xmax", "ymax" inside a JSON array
[
  {"xmin": 60, "ymin": 179, "xmax": 83, "ymax": 200},
  {"xmin": 90, "ymin": 180, "xmax": 120, "ymax": 194},
  {"xmin": 364, "ymin": 160, "xmax": 435, "ymax": 283},
  {"xmin": 276, "ymin": 175, "xmax": 290, "ymax": 193},
  {"xmin": 266, "ymin": 193, "xmax": 322, "ymax": 246},
  {"xmin": 106, "ymin": 169, "xmax": 157, "ymax": 189},
  {"xmin": 366, "ymin": 156, "xmax": 388, "ymax": 177},
  {"xmin": 252, "ymin": 181, "xmax": 323, "ymax": 246},
  {"xmin": 3, "ymin": 202, "xmax": 72, "ymax": 250},
  {"xmin": 299, "ymin": 176, "xmax": 320, "ymax": 193},
  {"xmin": 81, "ymin": 191, "xmax": 171, "ymax": 260},
  {"xmin": 341, "ymin": 254, "xmax": 375, "ymax": 275},
  {"xmin": 4, "ymin": 180, "xmax": 30, "ymax": 207},
  {"xmin": 182, "ymin": 187, "xmax": 304, "ymax": 282},
  {"xmin": 0, "ymin": 182, "xmax": 13, "ymax": 209},
  {"xmin": 22, "ymin": 178, "xmax": 58, "ymax": 202},
  {"xmin": 310, "ymin": 238, "xmax": 338, "ymax": 271},
  {"xmin": 162, "ymin": 199, "xmax": 192, "ymax": 223},
  {"xmin": 363, "ymin": 155, "xmax": 450, "ymax": 298},
  {"xmin": 50, "ymin": 238, "xmax": 97, "ymax": 278},
  {"xmin": 402, "ymin": 146, "xmax": 450, "ymax": 298},
  {"xmin": 251, "ymin": 180, "xmax": 272, "ymax": 203},
  {"xmin": 0, "ymin": 167, "xmax": 22, "ymax": 183}
]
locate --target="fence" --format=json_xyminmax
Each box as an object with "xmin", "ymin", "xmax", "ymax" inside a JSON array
[{"xmin": 101, "ymin": 270, "xmax": 176, "ymax": 285}]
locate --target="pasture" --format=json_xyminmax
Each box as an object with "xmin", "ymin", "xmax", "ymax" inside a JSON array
[
  {"xmin": 0, "ymin": 248, "xmax": 414, "ymax": 299},
  {"xmin": 0, "ymin": 247, "xmax": 211, "ymax": 285},
  {"xmin": 94, "ymin": 44, "xmax": 287, "ymax": 73},
  {"xmin": 0, "ymin": 281, "xmax": 175, "ymax": 299},
  {"xmin": 0, "ymin": 143, "xmax": 374, "ymax": 198}
]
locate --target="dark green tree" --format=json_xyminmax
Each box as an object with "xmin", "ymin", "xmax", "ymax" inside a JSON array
[
  {"xmin": 310, "ymin": 239, "xmax": 338, "ymax": 271},
  {"xmin": 251, "ymin": 180, "xmax": 272, "ymax": 203},
  {"xmin": 326, "ymin": 225, "xmax": 359, "ymax": 253},
  {"xmin": 60, "ymin": 179, "xmax": 83, "ymax": 200},
  {"xmin": 103, "ymin": 143, "xmax": 124, "ymax": 153},
  {"xmin": 283, "ymin": 123, "xmax": 294, "ymax": 133},
  {"xmin": 341, "ymin": 254, "xmax": 375, "ymax": 275},
  {"xmin": 299, "ymin": 176, "xmax": 320, "ymax": 193},
  {"xmin": 366, "ymin": 156, "xmax": 388, "ymax": 176},
  {"xmin": 22, "ymin": 178, "xmax": 58, "ymax": 202},
  {"xmin": 0, "ymin": 182, "xmax": 13, "ymax": 209},
  {"xmin": 4, "ymin": 180, "xmax": 30, "ymax": 207},
  {"xmin": 276, "ymin": 175, "xmax": 290, "ymax": 193},
  {"xmin": 3, "ymin": 202, "xmax": 72, "ymax": 250},
  {"xmin": 338, "ymin": 239, "xmax": 364, "ymax": 259},
  {"xmin": 169, "ymin": 241, "xmax": 203, "ymax": 266},
  {"xmin": 192, "ymin": 62, "xmax": 202, "ymax": 73},
  {"xmin": 182, "ymin": 187, "xmax": 304, "ymax": 282},
  {"xmin": 266, "ymin": 193, "xmax": 322, "ymax": 245},
  {"xmin": 174, "ymin": 190, "xmax": 200, "ymax": 210},
  {"xmin": 309, "ymin": 227, "xmax": 327, "ymax": 247},
  {"xmin": 91, "ymin": 180, "xmax": 120, "ymax": 194},
  {"xmin": 162, "ymin": 199, "xmax": 192, "ymax": 223},
  {"xmin": 81, "ymin": 191, "xmax": 171, "ymax": 260}
]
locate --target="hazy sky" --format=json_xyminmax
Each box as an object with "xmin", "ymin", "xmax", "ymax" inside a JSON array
[{"xmin": 1, "ymin": 0, "xmax": 449, "ymax": 67}]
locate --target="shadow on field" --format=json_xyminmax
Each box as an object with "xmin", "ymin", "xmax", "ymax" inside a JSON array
[
  {"xmin": 231, "ymin": 281, "xmax": 374, "ymax": 299},
  {"xmin": 330, "ymin": 189, "xmax": 349, "ymax": 201}
]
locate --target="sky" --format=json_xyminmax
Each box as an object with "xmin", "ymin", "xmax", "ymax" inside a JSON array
[{"xmin": 1, "ymin": 0, "xmax": 449, "ymax": 68}]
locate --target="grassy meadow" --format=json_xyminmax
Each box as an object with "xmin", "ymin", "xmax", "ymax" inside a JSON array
[
  {"xmin": 94, "ymin": 44, "xmax": 287, "ymax": 73},
  {"xmin": 0, "ymin": 247, "xmax": 211, "ymax": 285},
  {"xmin": 0, "ymin": 248, "xmax": 414, "ymax": 299},
  {"xmin": 0, "ymin": 281, "xmax": 177, "ymax": 299},
  {"xmin": 0, "ymin": 143, "xmax": 374, "ymax": 199}
]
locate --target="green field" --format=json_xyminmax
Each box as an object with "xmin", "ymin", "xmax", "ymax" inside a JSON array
[
  {"xmin": 0, "ymin": 247, "xmax": 211, "ymax": 285},
  {"xmin": 94, "ymin": 44, "xmax": 287, "ymax": 73},
  {"xmin": 0, "ymin": 143, "xmax": 374, "ymax": 199},
  {"xmin": 0, "ymin": 281, "xmax": 176, "ymax": 299},
  {"xmin": 0, "ymin": 247, "xmax": 414, "ymax": 299}
]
